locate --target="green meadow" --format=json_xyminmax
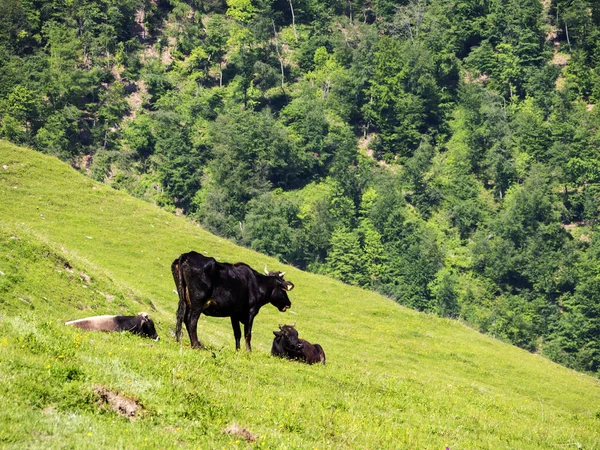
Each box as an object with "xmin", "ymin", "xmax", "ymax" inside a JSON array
[{"xmin": 1, "ymin": 140, "xmax": 599, "ymax": 449}]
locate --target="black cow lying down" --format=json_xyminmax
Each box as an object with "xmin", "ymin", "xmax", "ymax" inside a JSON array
[
  {"xmin": 272, "ymin": 324, "xmax": 326, "ymax": 365},
  {"xmin": 172, "ymin": 251, "xmax": 294, "ymax": 351},
  {"xmin": 65, "ymin": 312, "xmax": 159, "ymax": 340}
]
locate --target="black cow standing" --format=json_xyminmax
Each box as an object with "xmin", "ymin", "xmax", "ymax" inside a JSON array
[
  {"xmin": 272, "ymin": 324, "xmax": 326, "ymax": 365},
  {"xmin": 172, "ymin": 251, "xmax": 294, "ymax": 350}
]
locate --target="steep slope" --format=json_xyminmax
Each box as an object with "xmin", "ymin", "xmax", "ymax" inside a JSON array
[{"xmin": 1, "ymin": 140, "xmax": 599, "ymax": 449}]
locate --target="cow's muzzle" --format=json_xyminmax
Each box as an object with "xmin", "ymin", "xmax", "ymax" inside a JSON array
[{"xmin": 281, "ymin": 306, "xmax": 289, "ymax": 312}]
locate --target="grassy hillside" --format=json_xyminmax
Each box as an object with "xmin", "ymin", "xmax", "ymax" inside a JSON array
[{"xmin": 1, "ymin": 140, "xmax": 599, "ymax": 449}]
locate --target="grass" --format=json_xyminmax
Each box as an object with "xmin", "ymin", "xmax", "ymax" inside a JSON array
[{"xmin": 1, "ymin": 140, "xmax": 599, "ymax": 449}]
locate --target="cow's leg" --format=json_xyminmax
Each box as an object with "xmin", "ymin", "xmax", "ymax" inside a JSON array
[
  {"xmin": 187, "ymin": 306, "xmax": 204, "ymax": 349},
  {"xmin": 182, "ymin": 304, "xmax": 192, "ymax": 342},
  {"xmin": 243, "ymin": 316, "xmax": 255, "ymax": 352},
  {"xmin": 231, "ymin": 317, "xmax": 242, "ymax": 350}
]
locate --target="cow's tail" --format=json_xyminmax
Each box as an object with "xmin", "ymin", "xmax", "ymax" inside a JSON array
[{"xmin": 173, "ymin": 254, "xmax": 187, "ymax": 342}]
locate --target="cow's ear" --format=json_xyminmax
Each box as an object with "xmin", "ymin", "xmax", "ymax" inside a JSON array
[{"xmin": 138, "ymin": 312, "xmax": 149, "ymax": 322}]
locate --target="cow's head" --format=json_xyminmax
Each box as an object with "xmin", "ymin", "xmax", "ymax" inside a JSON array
[
  {"xmin": 264, "ymin": 266, "xmax": 293, "ymax": 312},
  {"xmin": 274, "ymin": 324, "xmax": 302, "ymax": 352},
  {"xmin": 137, "ymin": 312, "xmax": 159, "ymax": 341},
  {"xmin": 265, "ymin": 266, "xmax": 295, "ymax": 291}
]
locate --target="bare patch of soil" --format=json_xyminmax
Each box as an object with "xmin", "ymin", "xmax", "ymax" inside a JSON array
[
  {"xmin": 96, "ymin": 290, "xmax": 116, "ymax": 302},
  {"xmin": 41, "ymin": 406, "xmax": 56, "ymax": 415},
  {"xmin": 80, "ymin": 272, "xmax": 91, "ymax": 284},
  {"xmin": 71, "ymin": 154, "xmax": 93, "ymax": 175},
  {"xmin": 161, "ymin": 47, "xmax": 173, "ymax": 65},
  {"xmin": 94, "ymin": 385, "xmax": 142, "ymax": 418},
  {"xmin": 552, "ymin": 52, "xmax": 570, "ymax": 67},
  {"xmin": 546, "ymin": 29, "xmax": 558, "ymax": 42},
  {"xmin": 223, "ymin": 424, "xmax": 257, "ymax": 442}
]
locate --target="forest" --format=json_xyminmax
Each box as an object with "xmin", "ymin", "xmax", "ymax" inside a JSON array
[{"xmin": 1, "ymin": 0, "xmax": 599, "ymax": 374}]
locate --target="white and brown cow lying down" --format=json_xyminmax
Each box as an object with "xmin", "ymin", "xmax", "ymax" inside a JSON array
[
  {"xmin": 65, "ymin": 312, "xmax": 159, "ymax": 340},
  {"xmin": 271, "ymin": 324, "xmax": 326, "ymax": 365}
]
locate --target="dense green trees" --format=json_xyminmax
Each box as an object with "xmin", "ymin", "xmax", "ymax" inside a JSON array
[{"xmin": 2, "ymin": 0, "xmax": 600, "ymax": 375}]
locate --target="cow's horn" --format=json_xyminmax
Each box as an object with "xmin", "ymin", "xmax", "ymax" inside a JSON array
[
  {"xmin": 264, "ymin": 265, "xmax": 269, "ymax": 275},
  {"xmin": 139, "ymin": 312, "xmax": 149, "ymax": 320},
  {"xmin": 279, "ymin": 271, "xmax": 285, "ymax": 277}
]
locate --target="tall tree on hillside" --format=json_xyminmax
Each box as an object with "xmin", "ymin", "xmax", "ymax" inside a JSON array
[
  {"xmin": 195, "ymin": 108, "xmax": 297, "ymax": 236},
  {"xmin": 365, "ymin": 37, "xmax": 440, "ymax": 161},
  {"xmin": 324, "ymin": 227, "xmax": 368, "ymax": 286}
]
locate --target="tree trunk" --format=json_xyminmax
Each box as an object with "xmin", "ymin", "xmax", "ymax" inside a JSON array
[
  {"xmin": 272, "ymin": 20, "xmax": 286, "ymax": 96},
  {"xmin": 288, "ymin": 0, "xmax": 298, "ymax": 43}
]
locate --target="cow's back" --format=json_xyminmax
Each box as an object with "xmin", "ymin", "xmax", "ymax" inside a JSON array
[
  {"xmin": 177, "ymin": 252, "xmax": 255, "ymax": 317},
  {"xmin": 300, "ymin": 339, "xmax": 326, "ymax": 365},
  {"xmin": 312, "ymin": 343, "xmax": 326, "ymax": 365},
  {"xmin": 181, "ymin": 251, "xmax": 217, "ymax": 277},
  {"xmin": 180, "ymin": 251, "xmax": 219, "ymax": 293},
  {"xmin": 65, "ymin": 315, "xmax": 119, "ymax": 331}
]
